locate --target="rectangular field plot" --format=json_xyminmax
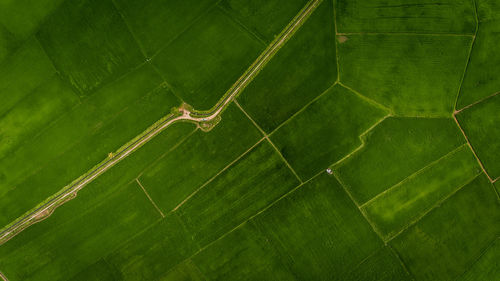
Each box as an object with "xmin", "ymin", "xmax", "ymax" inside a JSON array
[
  {"xmin": 390, "ymin": 175, "xmax": 500, "ymax": 281},
  {"xmin": 36, "ymin": 0, "xmax": 144, "ymax": 96},
  {"xmin": 139, "ymin": 103, "xmax": 262, "ymax": 213},
  {"xmin": 338, "ymin": 34, "xmax": 471, "ymax": 117},
  {"xmin": 0, "ymin": 38, "xmax": 57, "ymax": 116},
  {"xmin": 0, "ymin": 65, "xmax": 179, "ymax": 227},
  {"xmin": 0, "ymin": 181, "xmax": 160, "ymax": 281},
  {"xmin": 236, "ymin": 0, "xmax": 337, "ymax": 133},
  {"xmin": 334, "ymin": 117, "xmax": 465, "ymax": 204},
  {"xmin": 176, "ymin": 141, "xmax": 300, "ymax": 247},
  {"xmin": 218, "ymin": 0, "xmax": 308, "ymax": 43},
  {"xmin": 152, "ymin": 7, "xmax": 264, "ymax": 110},
  {"xmin": 270, "ymin": 84, "xmax": 388, "ymax": 180},
  {"xmin": 361, "ymin": 144, "xmax": 481, "ymax": 240},
  {"xmin": 113, "ymin": 0, "xmax": 216, "ymax": 56},
  {"xmin": 252, "ymin": 173, "xmax": 383, "ymax": 280},
  {"xmin": 67, "ymin": 259, "xmax": 122, "ymax": 281},
  {"xmin": 458, "ymin": 20, "xmax": 500, "ymax": 109},
  {"xmin": 191, "ymin": 222, "xmax": 296, "ymax": 280},
  {"xmin": 477, "ymin": 0, "xmax": 500, "ymax": 22},
  {"xmin": 456, "ymin": 93, "xmax": 500, "ymax": 179},
  {"xmin": 336, "ymin": 0, "xmax": 476, "ymax": 34}
]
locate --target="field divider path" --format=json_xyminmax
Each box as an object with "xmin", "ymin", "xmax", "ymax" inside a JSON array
[
  {"xmin": 0, "ymin": 271, "xmax": 8, "ymax": 281},
  {"xmin": 0, "ymin": 0, "xmax": 322, "ymax": 246}
]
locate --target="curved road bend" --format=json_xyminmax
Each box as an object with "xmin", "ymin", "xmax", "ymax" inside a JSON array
[{"xmin": 0, "ymin": 0, "xmax": 322, "ymax": 245}]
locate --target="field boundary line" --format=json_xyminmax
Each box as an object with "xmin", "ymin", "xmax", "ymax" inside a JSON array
[
  {"xmin": 359, "ymin": 143, "xmax": 469, "ymax": 208},
  {"xmin": 333, "ymin": 0, "xmax": 340, "ymax": 82},
  {"xmin": 453, "ymin": 0, "xmax": 479, "ymax": 111},
  {"xmin": 454, "ymin": 237, "xmax": 499, "ymax": 281},
  {"xmin": 166, "ymin": 169, "xmax": 325, "ymax": 277},
  {"xmin": 332, "ymin": 172, "xmax": 386, "ymax": 242},
  {"xmin": 0, "ymin": 271, "xmax": 8, "ymax": 281},
  {"xmin": 453, "ymin": 114, "xmax": 494, "ymax": 182},
  {"xmin": 269, "ymin": 82, "xmax": 338, "ymax": 136},
  {"xmin": 385, "ymin": 173, "xmax": 481, "ymax": 243},
  {"xmin": 387, "ymin": 244, "xmax": 414, "ymax": 279},
  {"xmin": 338, "ymin": 82, "xmax": 393, "ymax": 114},
  {"xmin": 171, "ymin": 138, "xmax": 265, "ymax": 212},
  {"xmin": 337, "ymin": 32, "xmax": 474, "ymax": 37},
  {"xmin": 234, "ymin": 101, "xmax": 303, "ymax": 183},
  {"xmin": 455, "ymin": 91, "xmax": 500, "ymax": 114},
  {"xmin": 136, "ymin": 178, "xmax": 165, "ymax": 218},
  {"xmin": 217, "ymin": 4, "xmax": 267, "ymax": 46}
]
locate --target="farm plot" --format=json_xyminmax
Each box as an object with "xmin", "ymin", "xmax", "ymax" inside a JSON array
[
  {"xmin": 0, "ymin": 64, "xmax": 179, "ymax": 227},
  {"xmin": 236, "ymin": 0, "xmax": 337, "ymax": 133},
  {"xmin": 334, "ymin": 117, "xmax": 465, "ymax": 204},
  {"xmin": 457, "ymin": 19, "xmax": 500, "ymax": 109},
  {"xmin": 455, "ymin": 93, "xmax": 500, "ymax": 180},
  {"xmin": 338, "ymin": 34, "xmax": 471, "ymax": 117},
  {"xmin": 219, "ymin": 0, "xmax": 308, "ymax": 43},
  {"xmin": 113, "ymin": 0, "xmax": 217, "ymax": 57},
  {"xmin": 270, "ymin": 84, "xmax": 388, "ymax": 180},
  {"xmin": 36, "ymin": 0, "xmax": 145, "ymax": 96},
  {"xmin": 138, "ymin": 103, "xmax": 262, "ymax": 213},
  {"xmin": 152, "ymin": 7, "xmax": 264, "ymax": 110},
  {"xmin": 0, "ymin": 122, "xmax": 195, "ymax": 281},
  {"xmin": 457, "ymin": 238, "xmax": 500, "ymax": 281},
  {"xmin": 336, "ymin": 0, "xmax": 476, "ymax": 34},
  {"xmin": 390, "ymin": 175, "xmax": 500, "ymax": 281}
]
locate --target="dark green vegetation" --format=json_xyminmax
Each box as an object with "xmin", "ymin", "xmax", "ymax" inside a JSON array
[{"xmin": 0, "ymin": 0, "xmax": 499, "ymax": 280}]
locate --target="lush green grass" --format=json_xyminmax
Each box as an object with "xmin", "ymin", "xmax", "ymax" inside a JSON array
[
  {"xmin": 391, "ymin": 174, "xmax": 500, "ymax": 281},
  {"xmin": 336, "ymin": 0, "xmax": 476, "ymax": 34},
  {"xmin": 0, "ymin": 65, "xmax": 179, "ymax": 227},
  {"xmin": 270, "ymin": 84, "xmax": 387, "ymax": 180},
  {"xmin": 477, "ymin": 0, "xmax": 500, "ymax": 22},
  {"xmin": 335, "ymin": 117, "xmax": 465, "ymax": 204},
  {"xmin": 362, "ymin": 144, "xmax": 481, "ymax": 239},
  {"xmin": 457, "ymin": 20, "xmax": 500, "ymax": 109},
  {"xmin": 251, "ymin": 173, "xmax": 384, "ymax": 280},
  {"xmin": 113, "ymin": 0, "xmax": 216, "ymax": 56},
  {"xmin": 139, "ymin": 103, "xmax": 262, "ymax": 212},
  {"xmin": 0, "ymin": 38, "xmax": 56, "ymax": 116},
  {"xmin": 456, "ymin": 93, "xmax": 500, "ymax": 179},
  {"xmin": 152, "ymin": 7, "xmax": 264, "ymax": 110},
  {"xmin": 237, "ymin": 0, "xmax": 337, "ymax": 133},
  {"xmin": 68, "ymin": 259, "xmax": 122, "ymax": 281},
  {"xmin": 218, "ymin": 0, "xmax": 308, "ymax": 42},
  {"xmin": 176, "ymin": 141, "xmax": 300, "ymax": 246},
  {"xmin": 36, "ymin": 0, "xmax": 145, "ymax": 96},
  {"xmin": 338, "ymin": 34, "xmax": 471, "ymax": 116},
  {"xmin": 457, "ymin": 238, "xmax": 500, "ymax": 281}
]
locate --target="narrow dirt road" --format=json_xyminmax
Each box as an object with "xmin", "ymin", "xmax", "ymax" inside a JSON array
[{"xmin": 0, "ymin": 0, "xmax": 322, "ymax": 245}]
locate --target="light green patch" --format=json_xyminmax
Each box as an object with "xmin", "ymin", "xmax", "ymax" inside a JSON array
[
  {"xmin": 338, "ymin": 34, "xmax": 471, "ymax": 116},
  {"xmin": 362, "ymin": 144, "xmax": 481, "ymax": 239},
  {"xmin": 335, "ymin": 117, "xmax": 464, "ymax": 204},
  {"xmin": 391, "ymin": 175, "xmax": 500, "ymax": 281}
]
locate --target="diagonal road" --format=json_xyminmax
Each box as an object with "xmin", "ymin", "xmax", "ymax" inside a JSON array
[{"xmin": 0, "ymin": 0, "xmax": 322, "ymax": 245}]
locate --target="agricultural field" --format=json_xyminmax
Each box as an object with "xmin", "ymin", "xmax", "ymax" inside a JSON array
[{"xmin": 0, "ymin": 0, "xmax": 498, "ymax": 280}]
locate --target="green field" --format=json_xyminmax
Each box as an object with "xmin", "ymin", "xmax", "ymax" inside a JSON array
[{"xmin": 0, "ymin": 0, "xmax": 498, "ymax": 280}]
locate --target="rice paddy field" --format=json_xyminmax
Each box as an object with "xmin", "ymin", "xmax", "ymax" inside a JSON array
[{"xmin": 0, "ymin": 0, "xmax": 498, "ymax": 280}]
